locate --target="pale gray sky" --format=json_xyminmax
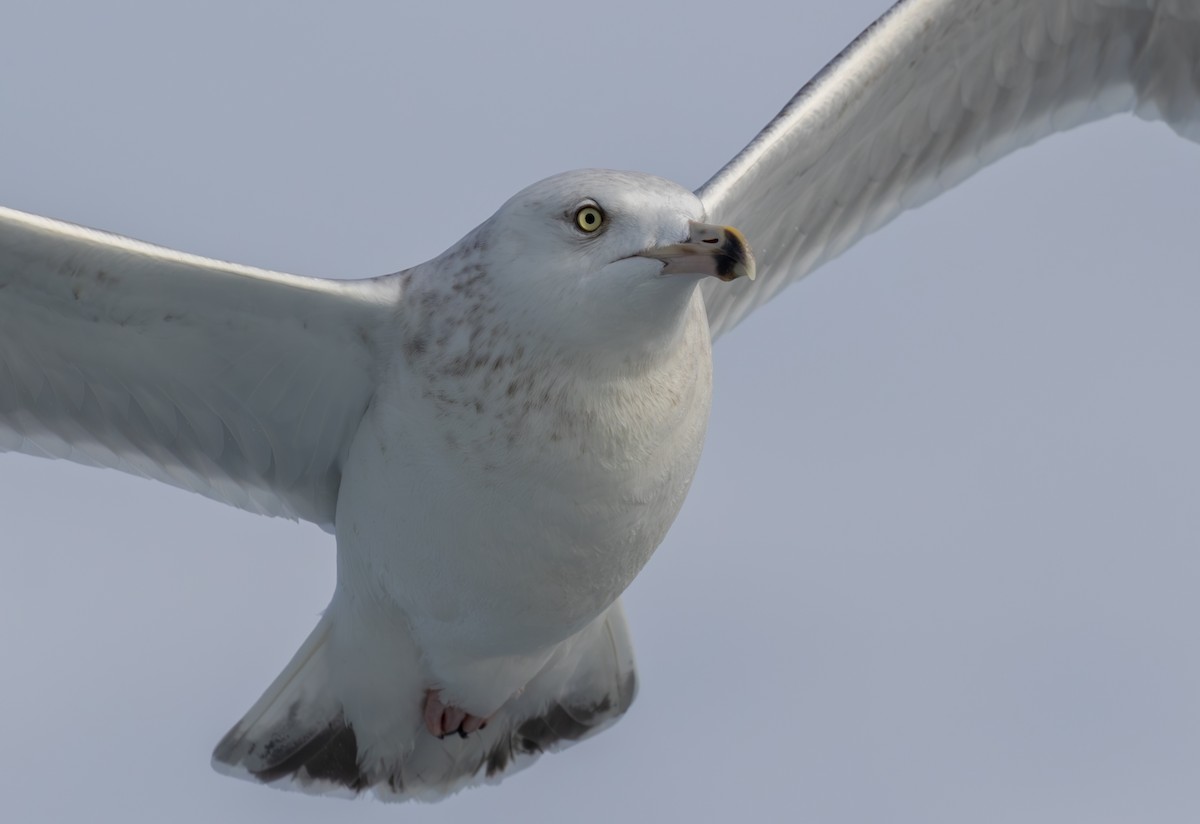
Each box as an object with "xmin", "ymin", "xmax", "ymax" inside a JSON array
[{"xmin": 1, "ymin": 1, "xmax": 1198, "ymax": 822}]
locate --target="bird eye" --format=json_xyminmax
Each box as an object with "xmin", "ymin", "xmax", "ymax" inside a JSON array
[{"xmin": 574, "ymin": 205, "xmax": 604, "ymax": 233}]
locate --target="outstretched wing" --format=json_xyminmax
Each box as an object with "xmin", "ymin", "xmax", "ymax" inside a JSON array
[
  {"xmin": 0, "ymin": 207, "xmax": 399, "ymax": 528},
  {"xmin": 699, "ymin": 0, "xmax": 1200, "ymax": 340}
]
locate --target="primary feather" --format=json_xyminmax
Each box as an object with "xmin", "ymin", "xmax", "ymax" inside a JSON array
[{"xmin": 699, "ymin": 0, "xmax": 1200, "ymax": 339}]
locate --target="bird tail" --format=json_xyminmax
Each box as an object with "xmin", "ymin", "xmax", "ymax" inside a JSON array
[
  {"xmin": 211, "ymin": 602, "xmax": 638, "ymax": 801},
  {"xmin": 210, "ymin": 611, "xmax": 366, "ymax": 795}
]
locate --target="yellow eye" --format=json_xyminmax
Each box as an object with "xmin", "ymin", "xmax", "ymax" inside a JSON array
[{"xmin": 575, "ymin": 205, "xmax": 604, "ymax": 233}]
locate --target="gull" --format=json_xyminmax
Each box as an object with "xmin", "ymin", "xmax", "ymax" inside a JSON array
[{"xmin": 1, "ymin": 0, "xmax": 1198, "ymax": 803}]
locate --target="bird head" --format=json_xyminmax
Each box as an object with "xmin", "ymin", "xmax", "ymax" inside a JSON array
[{"xmin": 474, "ymin": 169, "xmax": 754, "ymax": 354}]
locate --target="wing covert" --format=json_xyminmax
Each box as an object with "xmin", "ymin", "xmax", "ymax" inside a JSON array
[
  {"xmin": 0, "ymin": 206, "xmax": 400, "ymax": 528},
  {"xmin": 699, "ymin": 0, "xmax": 1200, "ymax": 340}
]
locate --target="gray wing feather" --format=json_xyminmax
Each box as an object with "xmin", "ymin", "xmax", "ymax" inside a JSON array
[
  {"xmin": 0, "ymin": 206, "xmax": 398, "ymax": 527},
  {"xmin": 699, "ymin": 0, "xmax": 1200, "ymax": 340}
]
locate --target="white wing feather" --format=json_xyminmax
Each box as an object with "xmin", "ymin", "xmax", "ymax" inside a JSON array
[
  {"xmin": 699, "ymin": 0, "xmax": 1200, "ymax": 340},
  {"xmin": 0, "ymin": 207, "xmax": 398, "ymax": 527}
]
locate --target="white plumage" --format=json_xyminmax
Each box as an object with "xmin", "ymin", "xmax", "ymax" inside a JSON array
[
  {"xmin": 0, "ymin": 0, "xmax": 1197, "ymax": 807},
  {"xmin": 700, "ymin": 0, "xmax": 1200, "ymax": 337}
]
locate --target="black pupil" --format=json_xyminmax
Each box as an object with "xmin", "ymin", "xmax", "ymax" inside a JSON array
[{"xmin": 583, "ymin": 211, "xmax": 596, "ymax": 225}]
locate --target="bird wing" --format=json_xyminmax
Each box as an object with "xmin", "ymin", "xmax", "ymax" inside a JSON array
[
  {"xmin": 698, "ymin": 0, "xmax": 1200, "ymax": 340},
  {"xmin": 0, "ymin": 206, "xmax": 398, "ymax": 528}
]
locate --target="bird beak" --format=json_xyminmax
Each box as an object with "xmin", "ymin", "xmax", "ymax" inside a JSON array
[{"xmin": 637, "ymin": 221, "xmax": 756, "ymax": 282}]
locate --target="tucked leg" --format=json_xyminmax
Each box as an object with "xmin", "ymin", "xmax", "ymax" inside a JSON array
[{"xmin": 423, "ymin": 689, "xmax": 489, "ymax": 738}]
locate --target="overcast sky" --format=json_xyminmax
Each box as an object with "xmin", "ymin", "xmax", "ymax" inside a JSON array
[{"xmin": 2, "ymin": 1, "xmax": 1198, "ymax": 822}]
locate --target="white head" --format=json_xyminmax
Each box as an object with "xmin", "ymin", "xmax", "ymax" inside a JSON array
[{"xmin": 468, "ymin": 169, "xmax": 753, "ymax": 354}]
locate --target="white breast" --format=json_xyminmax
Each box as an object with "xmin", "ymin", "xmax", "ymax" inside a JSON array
[{"xmin": 335, "ymin": 289, "xmax": 713, "ymax": 660}]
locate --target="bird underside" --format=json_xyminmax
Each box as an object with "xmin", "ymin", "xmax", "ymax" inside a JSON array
[
  {"xmin": 424, "ymin": 690, "xmax": 490, "ymax": 739},
  {"xmin": 212, "ymin": 603, "xmax": 638, "ymax": 801}
]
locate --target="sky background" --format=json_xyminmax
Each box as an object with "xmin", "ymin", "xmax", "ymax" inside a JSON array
[{"xmin": 2, "ymin": 1, "xmax": 1199, "ymax": 822}]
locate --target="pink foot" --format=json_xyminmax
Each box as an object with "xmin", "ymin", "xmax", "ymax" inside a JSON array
[{"xmin": 423, "ymin": 689, "xmax": 489, "ymax": 739}]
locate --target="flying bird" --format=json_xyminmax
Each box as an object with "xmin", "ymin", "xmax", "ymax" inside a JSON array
[{"xmin": 1, "ymin": 0, "xmax": 1197, "ymax": 803}]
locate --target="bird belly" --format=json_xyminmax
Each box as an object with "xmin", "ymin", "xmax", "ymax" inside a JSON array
[{"xmin": 333, "ymin": 312, "xmax": 713, "ymax": 679}]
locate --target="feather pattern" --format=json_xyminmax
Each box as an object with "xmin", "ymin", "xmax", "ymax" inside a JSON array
[
  {"xmin": 0, "ymin": 207, "xmax": 398, "ymax": 527},
  {"xmin": 699, "ymin": 0, "xmax": 1200, "ymax": 339}
]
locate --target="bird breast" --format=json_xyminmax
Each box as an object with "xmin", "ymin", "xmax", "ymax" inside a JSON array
[{"xmin": 335, "ymin": 289, "xmax": 714, "ymax": 655}]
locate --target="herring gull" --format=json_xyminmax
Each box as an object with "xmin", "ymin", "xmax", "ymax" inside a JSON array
[{"xmin": 1, "ymin": 0, "xmax": 1198, "ymax": 807}]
